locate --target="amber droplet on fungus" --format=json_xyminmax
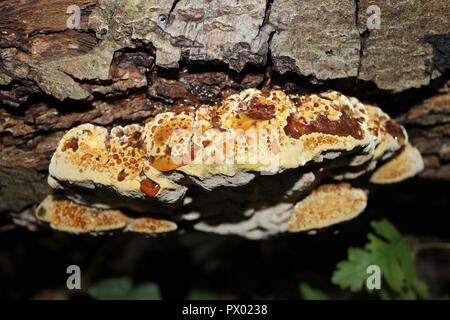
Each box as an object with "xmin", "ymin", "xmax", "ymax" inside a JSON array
[
  {"xmin": 117, "ymin": 169, "xmax": 127, "ymax": 182},
  {"xmin": 140, "ymin": 178, "xmax": 160, "ymax": 197}
]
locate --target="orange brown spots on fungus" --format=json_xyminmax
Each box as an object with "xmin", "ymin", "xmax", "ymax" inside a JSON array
[
  {"xmin": 284, "ymin": 112, "xmax": 363, "ymax": 140},
  {"xmin": 154, "ymin": 125, "xmax": 175, "ymax": 145},
  {"xmin": 385, "ymin": 120, "xmax": 406, "ymax": 145},
  {"xmin": 210, "ymin": 111, "xmax": 226, "ymax": 132},
  {"xmin": 202, "ymin": 140, "xmax": 212, "ymax": 148},
  {"xmin": 149, "ymin": 155, "xmax": 182, "ymax": 171},
  {"xmin": 289, "ymin": 183, "xmax": 368, "ymax": 232},
  {"xmin": 173, "ymin": 103, "xmax": 195, "ymax": 115},
  {"xmin": 127, "ymin": 217, "xmax": 177, "ymax": 234},
  {"xmin": 244, "ymin": 97, "xmax": 276, "ymax": 120},
  {"xmin": 36, "ymin": 195, "xmax": 131, "ymax": 234},
  {"xmin": 81, "ymin": 154, "xmax": 91, "ymax": 162},
  {"xmin": 82, "ymin": 129, "xmax": 93, "ymax": 136},
  {"xmin": 260, "ymin": 89, "xmax": 271, "ymax": 98},
  {"xmin": 140, "ymin": 178, "xmax": 160, "ymax": 197},
  {"xmin": 62, "ymin": 137, "xmax": 79, "ymax": 152}
]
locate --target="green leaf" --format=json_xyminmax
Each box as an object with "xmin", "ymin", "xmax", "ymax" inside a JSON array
[
  {"xmin": 366, "ymin": 233, "xmax": 405, "ymax": 292},
  {"xmin": 332, "ymin": 219, "xmax": 430, "ymax": 299},
  {"xmin": 401, "ymin": 289, "xmax": 417, "ymax": 300},
  {"xmin": 88, "ymin": 277, "xmax": 161, "ymax": 300},
  {"xmin": 331, "ymin": 247, "xmax": 373, "ymax": 292},
  {"xmin": 88, "ymin": 277, "xmax": 133, "ymax": 300},
  {"xmin": 368, "ymin": 220, "xmax": 418, "ymax": 293},
  {"xmin": 130, "ymin": 283, "xmax": 162, "ymax": 300},
  {"xmin": 413, "ymin": 278, "xmax": 429, "ymax": 300},
  {"xmin": 370, "ymin": 220, "xmax": 402, "ymax": 242},
  {"xmin": 299, "ymin": 283, "xmax": 328, "ymax": 300},
  {"xmin": 380, "ymin": 288, "xmax": 393, "ymax": 300}
]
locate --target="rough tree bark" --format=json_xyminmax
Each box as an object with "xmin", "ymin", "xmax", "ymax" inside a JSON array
[{"xmin": 0, "ymin": 0, "xmax": 449, "ymax": 214}]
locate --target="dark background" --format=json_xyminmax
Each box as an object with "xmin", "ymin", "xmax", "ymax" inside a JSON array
[{"xmin": 1, "ymin": 178, "xmax": 448, "ymax": 300}]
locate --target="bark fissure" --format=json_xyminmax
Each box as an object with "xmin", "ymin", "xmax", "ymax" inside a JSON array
[
  {"xmin": 355, "ymin": 0, "xmax": 369, "ymax": 79},
  {"xmin": 256, "ymin": 0, "xmax": 274, "ymax": 39},
  {"xmin": 168, "ymin": 0, "xmax": 181, "ymax": 20}
]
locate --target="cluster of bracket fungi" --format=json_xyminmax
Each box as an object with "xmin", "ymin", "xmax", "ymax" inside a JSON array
[{"xmin": 34, "ymin": 89, "xmax": 424, "ymax": 239}]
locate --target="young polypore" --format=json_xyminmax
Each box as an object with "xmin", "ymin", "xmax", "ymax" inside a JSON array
[
  {"xmin": 35, "ymin": 194, "xmax": 177, "ymax": 235},
  {"xmin": 45, "ymin": 89, "xmax": 423, "ymax": 239}
]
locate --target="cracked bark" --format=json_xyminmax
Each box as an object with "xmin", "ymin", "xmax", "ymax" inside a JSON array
[{"xmin": 0, "ymin": 0, "xmax": 449, "ymax": 215}]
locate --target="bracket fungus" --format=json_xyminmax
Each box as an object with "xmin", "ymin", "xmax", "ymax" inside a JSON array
[
  {"xmin": 288, "ymin": 183, "xmax": 368, "ymax": 232},
  {"xmin": 370, "ymin": 143, "xmax": 424, "ymax": 184},
  {"xmin": 36, "ymin": 195, "xmax": 130, "ymax": 234},
  {"xmin": 42, "ymin": 89, "xmax": 424, "ymax": 239},
  {"xmin": 126, "ymin": 218, "xmax": 177, "ymax": 234},
  {"xmin": 35, "ymin": 195, "xmax": 177, "ymax": 235}
]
